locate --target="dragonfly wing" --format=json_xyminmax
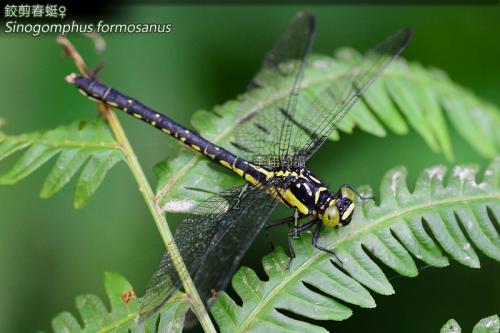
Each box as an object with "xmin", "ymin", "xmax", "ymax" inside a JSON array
[
  {"xmin": 291, "ymin": 28, "xmax": 413, "ymax": 161},
  {"xmin": 139, "ymin": 183, "xmax": 278, "ymax": 318},
  {"xmin": 232, "ymin": 11, "xmax": 315, "ymax": 168}
]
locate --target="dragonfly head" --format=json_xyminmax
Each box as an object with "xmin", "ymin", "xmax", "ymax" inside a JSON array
[{"xmin": 321, "ymin": 187, "xmax": 356, "ymax": 228}]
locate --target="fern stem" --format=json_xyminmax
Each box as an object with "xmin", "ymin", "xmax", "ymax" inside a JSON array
[
  {"xmin": 58, "ymin": 36, "xmax": 216, "ymax": 333},
  {"xmin": 101, "ymin": 106, "xmax": 216, "ymax": 333}
]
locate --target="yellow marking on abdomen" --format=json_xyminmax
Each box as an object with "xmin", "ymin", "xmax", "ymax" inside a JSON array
[
  {"xmin": 162, "ymin": 128, "xmax": 171, "ymax": 134},
  {"xmin": 191, "ymin": 144, "xmax": 201, "ymax": 151},
  {"xmin": 107, "ymin": 101, "xmax": 118, "ymax": 107},
  {"xmin": 219, "ymin": 160, "xmax": 232, "ymax": 169},
  {"xmin": 233, "ymin": 168, "xmax": 245, "ymax": 177},
  {"xmin": 232, "ymin": 160, "xmax": 245, "ymax": 177},
  {"xmin": 244, "ymin": 173, "xmax": 260, "ymax": 186},
  {"xmin": 133, "ymin": 113, "xmax": 142, "ymax": 119},
  {"xmin": 266, "ymin": 187, "xmax": 289, "ymax": 207},
  {"xmin": 248, "ymin": 164, "xmax": 273, "ymax": 180}
]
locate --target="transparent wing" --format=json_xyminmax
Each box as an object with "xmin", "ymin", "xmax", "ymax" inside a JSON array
[
  {"xmin": 231, "ymin": 11, "xmax": 315, "ymax": 168},
  {"xmin": 288, "ymin": 28, "xmax": 413, "ymax": 162},
  {"xmin": 139, "ymin": 183, "xmax": 278, "ymax": 318}
]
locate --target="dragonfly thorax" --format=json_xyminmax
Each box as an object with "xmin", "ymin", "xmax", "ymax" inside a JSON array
[{"xmin": 271, "ymin": 168, "xmax": 355, "ymax": 228}]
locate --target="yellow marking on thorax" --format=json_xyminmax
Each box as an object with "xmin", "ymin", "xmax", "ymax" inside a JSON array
[
  {"xmin": 309, "ymin": 175, "xmax": 322, "ymax": 184},
  {"xmin": 302, "ymin": 183, "xmax": 312, "ymax": 196},
  {"xmin": 315, "ymin": 187, "xmax": 327, "ymax": 204},
  {"xmin": 314, "ymin": 190, "xmax": 320, "ymax": 204},
  {"xmin": 265, "ymin": 186, "xmax": 284, "ymax": 205},
  {"xmin": 298, "ymin": 172, "xmax": 309, "ymax": 180},
  {"xmin": 279, "ymin": 188, "xmax": 309, "ymax": 215}
]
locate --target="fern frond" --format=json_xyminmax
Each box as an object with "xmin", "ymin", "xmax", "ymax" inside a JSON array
[
  {"xmin": 441, "ymin": 315, "xmax": 499, "ymax": 333},
  {"xmin": 211, "ymin": 158, "xmax": 500, "ymax": 333},
  {"xmin": 155, "ymin": 52, "xmax": 500, "ymax": 212},
  {"xmin": 42, "ymin": 272, "xmax": 190, "ymax": 333},
  {"xmin": 0, "ymin": 118, "xmax": 123, "ymax": 208}
]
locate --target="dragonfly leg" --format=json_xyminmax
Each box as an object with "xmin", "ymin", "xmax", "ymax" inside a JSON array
[
  {"xmin": 341, "ymin": 183, "xmax": 374, "ymax": 201},
  {"xmin": 265, "ymin": 215, "xmax": 294, "ymax": 251},
  {"xmin": 266, "ymin": 215, "xmax": 296, "ymax": 229},
  {"xmin": 266, "ymin": 211, "xmax": 307, "ymax": 251},
  {"xmin": 312, "ymin": 220, "xmax": 343, "ymax": 265},
  {"xmin": 292, "ymin": 209, "xmax": 300, "ymax": 239},
  {"xmin": 89, "ymin": 61, "xmax": 107, "ymax": 79},
  {"xmin": 286, "ymin": 219, "xmax": 318, "ymax": 269}
]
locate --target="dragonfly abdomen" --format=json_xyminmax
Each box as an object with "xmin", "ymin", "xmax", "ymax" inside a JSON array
[{"xmin": 67, "ymin": 75, "xmax": 271, "ymax": 186}]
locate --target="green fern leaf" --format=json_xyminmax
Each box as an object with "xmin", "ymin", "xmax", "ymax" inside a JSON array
[
  {"xmin": 473, "ymin": 315, "xmax": 500, "ymax": 333},
  {"xmin": 441, "ymin": 319, "xmax": 461, "ymax": 333},
  {"xmin": 0, "ymin": 118, "xmax": 123, "ymax": 208},
  {"xmin": 155, "ymin": 52, "xmax": 500, "ymax": 213},
  {"xmin": 440, "ymin": 315, "xmax": 499, "ymax": 333},
  {"xmin": 210, "ymin": 158, "xmax": 500, "ymax": 332},
  {"xmin": 43, "ymin": 272, "xmax": 190, "ymax": 333}
]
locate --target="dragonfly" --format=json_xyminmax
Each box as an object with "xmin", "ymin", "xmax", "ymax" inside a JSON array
[{"xmin": 66, "ymin": 12, "xmax": 412, "ymax": 320}]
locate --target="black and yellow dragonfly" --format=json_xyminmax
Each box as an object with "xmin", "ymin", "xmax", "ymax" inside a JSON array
[{"xmin": 66, "ymin": 12, "xmax": 412, "ymax": 318}]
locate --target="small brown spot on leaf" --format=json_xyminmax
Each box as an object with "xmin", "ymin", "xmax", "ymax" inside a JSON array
[{"xmin": 121, "ymin": 289, "xmax": 137, "ymax": 304}]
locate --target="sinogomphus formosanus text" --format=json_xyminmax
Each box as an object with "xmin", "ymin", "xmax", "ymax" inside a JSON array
[{"xmin": 66, "ymin": 12, "xmax": 412, "ymax": 319}]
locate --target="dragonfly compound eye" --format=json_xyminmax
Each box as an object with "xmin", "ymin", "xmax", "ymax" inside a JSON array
[
  {"xmin": 322, "ymin": 204, "xmax": 340, "ymax": 228},
  {"xmin": 341, "ymin": 186, "xmax": 356, "ymax": 201}
]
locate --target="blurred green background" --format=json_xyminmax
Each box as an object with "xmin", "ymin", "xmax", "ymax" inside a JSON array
[{"xmin": 0, "ymin": 5, "xmax": 499, "ymax": 333}]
